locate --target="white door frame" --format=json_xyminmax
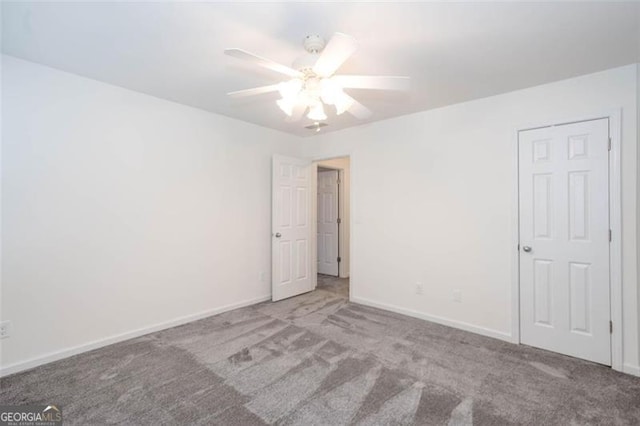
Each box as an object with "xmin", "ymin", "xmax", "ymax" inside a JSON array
[
  {"xmin": 511, "ymin": 109, "xmax": 623, "ymax": 372},
  {"xmin": 311, "ymin": 154, "xmax": 352, "ymax": 301}
]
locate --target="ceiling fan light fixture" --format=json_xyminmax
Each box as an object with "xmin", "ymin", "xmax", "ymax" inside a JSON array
[
  {"xmin": 276, "ymin": 97, "xmax": 296, "ymax": 116},
  {"xmin": 307, "ymin": 102, "xmax": 327, "ymax": 121},
  {"xmin": 277, "ymin": 79, "xmax": 303, "ymax": 100},
  {"xmin": 334, "ymin": 92, "xmax": 354, "ymax": 115}
]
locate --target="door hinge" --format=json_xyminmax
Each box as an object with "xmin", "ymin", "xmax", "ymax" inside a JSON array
[
  {"xmin": 337, "ymin": 257, "xmax": 341, "ymax": 263},
  {"xmin": 609, "ymin": 229, "xmax": 612, "ymax": 242},
  {"xmin": 337, "ymin": 178, "xmax": 341, "ymax": 184},
  {"xmin": 608, "ymin": 137, "xmax": 612, "ymax": 151},
  {"xmin": 337, "ymin": 218, "xmax": 341, "ymax": 224},
  {"xmin": 610, "ymin": 321, "xmax": 613, "ymax": 334}
]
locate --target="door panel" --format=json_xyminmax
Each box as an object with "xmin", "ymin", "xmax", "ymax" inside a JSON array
[
  {"xmin": 533, "ymin": 259, "xmax": 553, "ymax": 327},
  {"xmin": 519, "ymin": 118, "xmax": 610, "ymax": 365},
  {"xmin": 569, "ymin": 262, "xmax": 591, "ymax": 333},
  {"xmin": 272, "ymin": 156, "xmax": 314, "ymax": 301},
  {"xmin": 317, "ymin": 170, "xmax": 339, "ymax": 276}
]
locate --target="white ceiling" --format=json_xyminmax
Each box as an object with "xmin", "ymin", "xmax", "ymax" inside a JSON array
[{"xmin": 2, "ymin": 1, "xmax": 639, "ymax": 137}]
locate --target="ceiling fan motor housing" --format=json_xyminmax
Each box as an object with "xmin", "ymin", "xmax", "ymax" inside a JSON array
[{"xmin": 303, "ymin": 35, "xmax": 325, "ymax": 53}]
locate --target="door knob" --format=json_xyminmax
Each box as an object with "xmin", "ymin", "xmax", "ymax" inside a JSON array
[
  {"xmin": 522, "ymin": 246, "xmax": 532, "ymax": 252},
  {"xmin": 274, "ymin": 232, "xmax": 282, "ymax": 238}
]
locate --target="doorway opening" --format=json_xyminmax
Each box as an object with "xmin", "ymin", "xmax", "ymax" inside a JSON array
[
  {"xmin": 270, "ymin": 154, "xmax": 351, "ymax": 302},
  {"xmin": 315, "ymin": 157, "xmax": 350, "ymax": 300}
]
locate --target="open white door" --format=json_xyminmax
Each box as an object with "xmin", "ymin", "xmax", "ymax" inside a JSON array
[
  {"xmin": 272, "ymin": 155, "xmax": 315, "ymax": 301},
  {"xmin": 519, "ymin": 118, "xmax": 611, "ymax": 365}
]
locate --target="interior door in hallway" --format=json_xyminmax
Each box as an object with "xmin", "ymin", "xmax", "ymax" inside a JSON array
[
  {"xmin": 272, "ymin": 155, "xmax": 315, "ymax": 301},
  {"xmin": 519, "ymin": 118, "xmax": 611, "ymax": 365},
  {"xmin": 317, "ymin": 169, "xmax": 339, "ymax": 276}
]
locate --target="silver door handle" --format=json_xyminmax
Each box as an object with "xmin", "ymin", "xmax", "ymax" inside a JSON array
[
  {"xmin": 522, "ymin": 246, "xmax": 532, "ymax": 252},
  {"xmin": 274, "ymin": 232, "xmax": 282, "ymax": 238}
]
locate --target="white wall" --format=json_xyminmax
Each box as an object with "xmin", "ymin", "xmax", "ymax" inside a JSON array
[
  {"xmin": 317, "ymin": 157, "xmax": 350, "ymax": 278},
  {"xmin": 0, "ymin": 56, "xmax": 301, "ymax": 375},
  {"xmin": 302, "ymin": 65, "xmax": 639, "ymax": 374}
]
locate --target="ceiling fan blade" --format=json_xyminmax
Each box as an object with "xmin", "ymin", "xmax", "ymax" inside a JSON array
[
  {"xmin": 342, "ymin": 93, "xmax": 372, "ymax": 119},
  {"xmin": 227, "ymin": 84, "xmax": 280, "ymax": 98},
  {"xmin": 225, "ymin": 48, "xmax": 303, "ymax": 78},
  {"xmin": 313, "ymin": 33, "xmax": 358, "ymax": 77},
  {"xmin": 333, "ymin": 75, "xmax": 410, "ymax": 91},
  {"xmin": 285, "ymin": 104, "xmax": 307, "ymax": 122}
]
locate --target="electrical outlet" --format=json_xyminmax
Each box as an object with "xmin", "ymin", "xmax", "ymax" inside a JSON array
[
  {"xmin": 415, "ymin": 282, "xmax": 423, "ymax": 295},
  {"xmin": 0, "ymin": 321, "xmax": 12, "ymax": 339},
  {"xmin": 259, "ymin": 271, "xmax": 266, "ymax": 283},
  {"xmin": 453, "ymin": 290, "xmax": 462, "ymax": 303}
]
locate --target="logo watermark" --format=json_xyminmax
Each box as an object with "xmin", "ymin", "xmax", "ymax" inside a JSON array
[{"xmin": 0, "ymin": 405, "xmax": 62, "ymax": 426}]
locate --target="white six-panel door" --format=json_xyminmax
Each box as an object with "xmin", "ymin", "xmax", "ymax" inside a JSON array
[
  {"xmin": 519, "ymin": 118, "xmax": 611, "ymax": 365},
  {"xmin": 272, "ymin": 155, "xmax": 314, "ymax": 301},
  {"xmin": 317, "ymin": 170, "xmax": 339, "ymax": 276}
]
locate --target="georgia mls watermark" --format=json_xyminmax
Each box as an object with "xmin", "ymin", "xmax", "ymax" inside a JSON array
[{"xmin": 0, "ymin": 405, "xmax": 62, "ymax": 426}]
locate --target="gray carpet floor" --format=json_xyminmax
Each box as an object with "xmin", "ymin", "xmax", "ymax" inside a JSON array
[{"xmin": 2, "ymin": 275, "xmax": 640, "ymax": 425}]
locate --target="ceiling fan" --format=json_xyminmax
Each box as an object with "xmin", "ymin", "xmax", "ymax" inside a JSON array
[{"xmin": 224, "ymin": 33, "xmax": 410, "ymax": 122}]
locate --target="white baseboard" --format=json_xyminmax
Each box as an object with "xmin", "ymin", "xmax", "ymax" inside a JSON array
[
  {"xmin": 352, "ymin": 297, "xmax": 640, "ymax": 377},
  {"xmin": 0, "ymin": 294, "xmax": 271, "ymax": 378},
  {"xmin": 622, "ymin": 363, "xmax": 640, "ymax": 377},
  {"xmin": 351, "ymin": 296, "xmax": 512, "ymax": 342}
]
